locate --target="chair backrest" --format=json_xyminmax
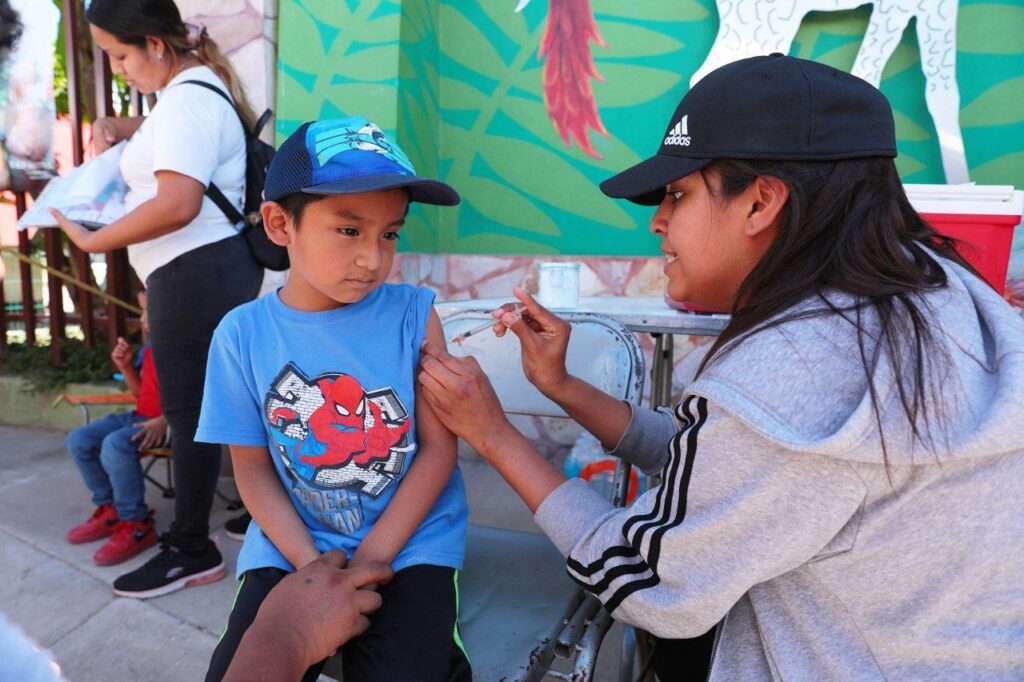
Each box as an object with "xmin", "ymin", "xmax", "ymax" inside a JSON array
[
  {"xmin": 441, "ymin": 311, "xmax": 645, "ymax": 682},
  {"xmin": 442, "ymin": 310, "xmax": 645, "ymax": 415}
]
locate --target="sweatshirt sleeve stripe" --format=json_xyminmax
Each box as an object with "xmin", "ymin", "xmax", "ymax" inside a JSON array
[
  {"xmin": 632, "ymin": 396, "xmax": 706, "ymax": 570},
  {"xmin": 565, "ymin": 397, "xmax": 708, "ymax": 605},
  {"xmin": 567, "ymin": 396, "xmax": 697, "ymax": 576}
]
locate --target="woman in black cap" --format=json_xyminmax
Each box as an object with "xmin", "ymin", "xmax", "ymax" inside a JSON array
[{"xmin": 419, "ymin": 54, "xmax": 1024, "ymax": 680}]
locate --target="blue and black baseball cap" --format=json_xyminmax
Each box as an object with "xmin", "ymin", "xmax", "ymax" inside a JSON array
[
  {"xmin": 264, "ymin": 117, "xmax": 460, "ymax": 206},
  {"xmin": 601, "ymin": 54, "xmax": 897, "ymax": 205}
]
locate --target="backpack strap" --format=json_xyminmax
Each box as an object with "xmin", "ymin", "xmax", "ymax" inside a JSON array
[
  {"xmin": 180, "ymin": 79, "xmax": 248, "ymax": 228},
  {"xmin": 205, "ymin": 183, "xmax": 246, "ymax": 227},
  {"xmin": 181, "ymin": 79, "xmax": 251, "ymax": 135},
  {"xmin": 252, "ymin": 109, "xmax": 273, "ymax": 139}
]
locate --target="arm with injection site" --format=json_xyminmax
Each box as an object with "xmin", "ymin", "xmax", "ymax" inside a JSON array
[{"xmin": 351, "ymin": 309, "xmax": 459, "ymax": 567}]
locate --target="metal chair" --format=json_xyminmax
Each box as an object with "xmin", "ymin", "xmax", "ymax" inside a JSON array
[
  {"xmin": 56, "ymin": 393, "xmax": 242, "ymax": 508},
  {"xmin": 443, "ymin": 310, "xmax": 645, "ymax": 682}
]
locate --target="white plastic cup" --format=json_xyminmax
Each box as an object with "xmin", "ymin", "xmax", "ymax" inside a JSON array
[{"xmin": 537, "ymin": 262, "xmax": 581, "ymax": 310}]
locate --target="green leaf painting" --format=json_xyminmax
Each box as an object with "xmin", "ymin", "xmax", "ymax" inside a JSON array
[
  {"xmin": 276, "ymin": 0, "xmax": 401, "ymax": 138},
  {"xmin": 277, "ymin": 0, "xmax": 1024, "ymax": 271}
]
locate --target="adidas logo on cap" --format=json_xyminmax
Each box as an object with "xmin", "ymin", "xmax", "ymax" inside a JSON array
[{"xmin": 664, "ymin": 115, "xmax": 690, "ymax": 147}]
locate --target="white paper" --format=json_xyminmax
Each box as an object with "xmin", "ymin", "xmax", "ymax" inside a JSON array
[{"xmin": 17, "ymin": 142, "xmax": 128, "ymax": 230}]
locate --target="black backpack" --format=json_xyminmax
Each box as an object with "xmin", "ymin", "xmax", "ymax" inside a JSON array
[{"xmin": 183, "ymin": 80, "xmax": 289, "ymax": 271}]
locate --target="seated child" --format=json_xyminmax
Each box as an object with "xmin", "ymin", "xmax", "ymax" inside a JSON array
[
  {"xmin": 65, "ymin": 291, "xmax": 164, "ymax": 565},
  {"xmin": 197, "ymin": 117, "xmax": 470, "ymax": 682}
]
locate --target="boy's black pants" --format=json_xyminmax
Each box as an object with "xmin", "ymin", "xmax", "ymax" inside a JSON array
[{"xmin": 206, "ymin": 564, "xmax": 472, "ymax": 682}]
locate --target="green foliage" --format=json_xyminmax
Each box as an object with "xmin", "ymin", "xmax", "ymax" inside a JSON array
[
  {"xmin": 0, "ymin": 339, "xmax": 116, "ymax": 393},
  {"xmin": 959, "ymin": 4, "xmax": 1024, "ymax": 54},
  {"xmin": 275, "ymin": 0, "xmax": 401, "ymax": 141}
]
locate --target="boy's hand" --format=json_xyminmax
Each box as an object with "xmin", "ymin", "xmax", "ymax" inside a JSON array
[
  {"xmin": 347, "ymin": 550, "xmax": 392, "ymax": 591},
  {"xmin": 110, "ymin": 337, "xmax": 133, "ymax": 370},
  {"xmin": 132, "ymin": 416, "xmax": 167, "ymax": 452}
]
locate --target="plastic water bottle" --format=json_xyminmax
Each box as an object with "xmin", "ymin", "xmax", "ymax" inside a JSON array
[
  {"xmin": 563, "ymin": 431, "xmax": 616, "ymax": 498},
  {"xmin": 563, "ymin": 430, "xmax": 642, "ymax": 503}
]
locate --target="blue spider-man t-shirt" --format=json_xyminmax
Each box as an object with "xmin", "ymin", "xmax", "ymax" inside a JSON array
[{"xmin": 196, "ymin": 284, "xmax": 467, "ymax": 577}]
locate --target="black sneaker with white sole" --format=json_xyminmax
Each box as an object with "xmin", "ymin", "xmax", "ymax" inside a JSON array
[
  {"xmin": 112, "ymin": 534, "xmax": 225, "ymax": 599},
  {"xmin": 224, "ymin": 511, "xmax": 251, "ymax": 541}
]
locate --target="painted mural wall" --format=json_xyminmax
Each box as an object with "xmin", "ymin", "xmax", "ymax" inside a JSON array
[{"xmin": 276, "ymin": 0, "xmax": 1024, "ymax": 283}]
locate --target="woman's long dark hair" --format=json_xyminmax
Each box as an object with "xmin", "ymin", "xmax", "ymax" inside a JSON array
[
  {"xmin": 698, "ymin": 157, "xmax": 976, "ymax": 461},
  {"xmin": 86, "ymin": 0, "xmax": 256, "ymax": 130}
]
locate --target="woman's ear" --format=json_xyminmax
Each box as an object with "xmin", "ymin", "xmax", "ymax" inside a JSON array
[
  {"xmin": 146, "ymin": 36, "xmax": 164, "ymax": 60},
  {"xmin": 746, "ymin": 176, "xmax": 789, "ymax": 237},
  {"xmin": 261, "ymin": 202, "xmax": 292, "ymax": 247}
]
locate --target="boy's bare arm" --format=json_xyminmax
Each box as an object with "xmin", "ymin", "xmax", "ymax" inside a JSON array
[
  {"xmin": 121, "ymin": 365, "xmax": 142, "ymax": 398},
  {"xmin": 110, "ymin": 337, "xmax": 142, "ymax": 397},
  {"xmin": 231, "ymin": 444, "xmax": 320, "ymax": 569},
  {"xmin": 352, "ymin": 310, "xmax": 458, "ymax": 565}
]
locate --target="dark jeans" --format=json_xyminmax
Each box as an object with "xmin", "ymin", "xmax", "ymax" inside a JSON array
[
  {"xmin": 146, "ymin": 235, "xmax": 260, "ymax": 551},
  {"xmin": 66, "ymin": 410, "xmax": 148, "ymax": 521},
  {"xmin": 206, "ymin": 564, "xmax": 472, "ymax": 682}
]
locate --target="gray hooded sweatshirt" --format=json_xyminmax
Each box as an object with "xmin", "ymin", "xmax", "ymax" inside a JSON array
[{"xmin": 535, "ymin": 258, "xmax": 1024, "ymax": 680}]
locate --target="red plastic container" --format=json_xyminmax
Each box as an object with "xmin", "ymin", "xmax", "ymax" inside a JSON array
[
  {"xmin": 906, "ymin": 185, "xmax": 1023, "ymax": 295},
  {"xmin": 918, "ymin": 212, "xmax": 1020, "ymax": 294}
]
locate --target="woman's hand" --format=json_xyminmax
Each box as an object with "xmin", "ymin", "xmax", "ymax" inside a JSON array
[
  {"xmin": 132, "ymin": 416, "xmax": 168, "ymax": 452},
  {"xmin": 92, "ymin": 118, "xmax": 119, "ymax": 154},
  {"xmin": 418, "ymin": 341, "xmax": 517, "ymax": 457},
  {"xmin": 493, "ymin": 287, "xmax": 572, "ymax": 396},
  {"xmin": 48, "ymin": 209, "xmax": 97, "ymax": 252}
]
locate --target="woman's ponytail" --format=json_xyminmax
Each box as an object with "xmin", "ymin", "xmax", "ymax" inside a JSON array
[{"xmin": 190, "ymin": 27, "xmax": 258, "ymax": 133}]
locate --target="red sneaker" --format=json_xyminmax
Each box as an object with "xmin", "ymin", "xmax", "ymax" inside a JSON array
[
  {"xmin": 93, "ymin": 518, "xmax": 158, "ymax": 566},
  {"xmin": 66, "ymin": 504, "xmax": 118, "ymax": 544}
]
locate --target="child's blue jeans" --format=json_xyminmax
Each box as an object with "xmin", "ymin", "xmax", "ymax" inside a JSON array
[{"xmin": 66, "ymin": 411, "xmax": 148, "ymax": 521}]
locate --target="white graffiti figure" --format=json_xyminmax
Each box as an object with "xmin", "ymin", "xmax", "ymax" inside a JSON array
[{"xmin": 694, "ymin": 0, "xmax": 967, "ymax": 184}]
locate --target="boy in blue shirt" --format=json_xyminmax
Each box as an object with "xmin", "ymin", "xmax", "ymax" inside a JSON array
[{"xmin": 197, "ymin": 117, "xmax": 470, "ymax": 682}]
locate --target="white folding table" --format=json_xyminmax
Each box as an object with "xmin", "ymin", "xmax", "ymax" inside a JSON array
[{"xmin": 436, "ymin": 296, "xmax": 729, "ymax": 408}]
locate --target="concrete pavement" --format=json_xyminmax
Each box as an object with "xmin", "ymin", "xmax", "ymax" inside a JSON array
[{"xmin": 0, "ymin": 424, "xmax": 624, "ymax": 681}]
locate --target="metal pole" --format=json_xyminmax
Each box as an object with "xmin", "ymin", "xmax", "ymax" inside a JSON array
[
  {"xmin": 93, "ymin": 42, "xmax": 113, "ymax": 118},
  {"xmin": 43, "ymin": 231, "xmax": 66, "ymax": 365},
  {"xmin": 72, "ymin": 247, "xmax": 95, "ymax": 347},
  {"xmin": 62, "ymin": 0, "xmax": 84, "ymax": 166},
  {"xmin": 15, "ymin": 197, "xmax": 35, "ymax": 345},
  {"xmin": 0, "ymin": 247, "xmax": 7, "ymax": 356}
]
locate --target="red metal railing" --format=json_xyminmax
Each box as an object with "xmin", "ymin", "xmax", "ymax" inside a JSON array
[{"xmin": 1, "ymin": 0, "xmax": 139, "ymax": 365}]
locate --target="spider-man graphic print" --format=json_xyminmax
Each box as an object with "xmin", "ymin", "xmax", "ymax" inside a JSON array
[{"xmin": 264, "ymin": 363, "xmax": 414, "ymax": 500}]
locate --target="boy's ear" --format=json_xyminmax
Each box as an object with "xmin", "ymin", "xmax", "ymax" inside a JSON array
[{"xmin": 261, "ymin": 201, "xmax": 292, "ymax": 247}]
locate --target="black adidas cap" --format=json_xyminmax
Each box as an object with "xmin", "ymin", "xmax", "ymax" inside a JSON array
[{"xmin": 600, "ymin": 54, "xmax": 897, "ymax": 205}]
